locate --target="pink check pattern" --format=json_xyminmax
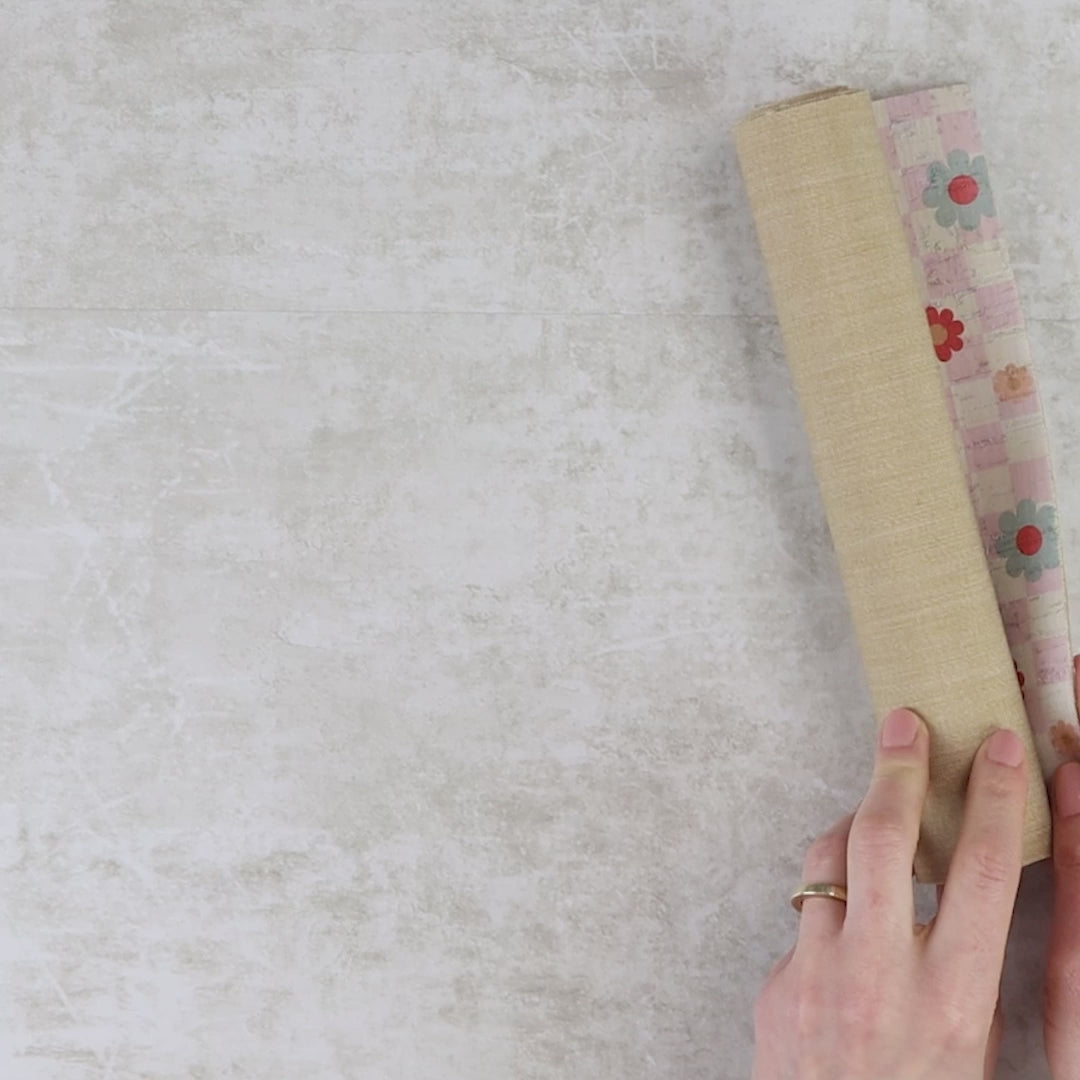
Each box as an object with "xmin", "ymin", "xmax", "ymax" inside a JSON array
[{"xmin": 873, "ymin": 85, "xmax": 1078, "ymax": 774}]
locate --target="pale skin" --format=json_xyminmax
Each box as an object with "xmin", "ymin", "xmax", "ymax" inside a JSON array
[{"xmin": 753, "ymin": 658, "xmax": 1080, "ymax": 1079}]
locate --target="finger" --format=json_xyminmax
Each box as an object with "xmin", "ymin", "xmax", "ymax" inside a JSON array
[
  {"xmin": 1075, "ymin": 653, "xmax": 1080, "ymax": 717},
  {"xmin": 845, "ymin": 708, "xmax": 928, "ymax": 934},
  {"xmin": 1043, "ymin": 761, "xmax": 1080, "ymax": 1066},
  {"xmin": 983, "ymin": 998, "xmax": 1004, "ymax": 1080},
  {"xmin": 794, "ymin": 814, "xmax": 853, "ymax": 947},
  {"xmin": 765, "ymin": 946, "xmax": 794, "ymax": 982},
  {"xmin": 932, "ymin": 729, "xmax": 1026, "ymax": 983}
]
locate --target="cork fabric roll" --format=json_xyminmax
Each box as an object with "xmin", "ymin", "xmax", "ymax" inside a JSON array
[{"xmin": 735, "ymin": 88, "xmax": 1051, "ymax": 883}]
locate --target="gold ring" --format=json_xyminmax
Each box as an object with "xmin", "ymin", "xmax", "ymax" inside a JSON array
[{"xmin": 790, "ymin": 882, "xmax": 848, "ymax": 912}]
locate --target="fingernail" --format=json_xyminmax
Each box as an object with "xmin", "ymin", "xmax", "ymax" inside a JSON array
[
  {"xmin": 986, "ymin": 729, "xmax": 1024, "ymax": 768},
  {"xmin": 1057, "ymin": 762, "xmax": 1080, "ymax": 818},
  {"xmin": 880, "ymin": 708, "xmax": 920, "ymax": 749}
]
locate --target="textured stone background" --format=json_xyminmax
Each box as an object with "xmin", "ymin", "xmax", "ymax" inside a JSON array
[{"xmin": 2, "ymin": 2, "xmax": 1078, "ymax": 1078}]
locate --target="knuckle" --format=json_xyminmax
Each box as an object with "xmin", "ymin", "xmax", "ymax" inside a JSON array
[
  {"xmin": 975, "ymin": 769, "xmax": 1022, "ymax": 803},
  {"xmin": 848, "ymin": 811, "xmax": 908, "ymax": 863},
  {"xmin": 874, "ymin": 756, "xmax": 924, "ymax": 781},
  {"xmin": 836, "ymin": 984, "xmax": 886, "ymax": 1040},
  {"xmin": 939, "ymin": 1004, "xmax": 985, "ymax": 1053},
  {"xmin": 1056, "ymin": 832, "xmax": 1080, "ymax": 876},
  {"xmin": 928, "ymin": 974, "xmax": 987, "ymax": 1051},
  {"xmin": 964, "ymin": 841, "xmax": 1014, "ymax": 892}
]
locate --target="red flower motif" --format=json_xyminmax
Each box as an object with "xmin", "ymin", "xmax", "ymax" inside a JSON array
[
  {"xmin": 926, "ymin": 306, "xmax": 965, "ymax": 362},
  {"xmin": 1016, "ymin": 525, "xmax": 1043, "ymax": 557},
  {"xmin": 947, "ymin": 174, "xmax": 979, "ymax": 206}
]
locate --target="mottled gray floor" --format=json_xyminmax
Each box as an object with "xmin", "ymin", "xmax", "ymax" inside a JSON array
[{"xmin": 2, "ymin": 2, "xmax": 1078, "ymax": 1078}]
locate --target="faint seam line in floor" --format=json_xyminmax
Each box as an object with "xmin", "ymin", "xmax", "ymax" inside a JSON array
[
  {"xmin": 0, "ymin": 306, "xmax": 778, "ymax": 318},
  {"xmin": 2, "ymin": 306, "xmax": 1072, "ymax": 321},
  {"xmin": 587, "ymin": 628, "xmax": 719, "ymax": 656}
]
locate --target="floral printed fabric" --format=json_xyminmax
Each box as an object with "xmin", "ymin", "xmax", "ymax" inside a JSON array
[
  {"xmin": 996, "ymin": 500, "xmax": 1061, "ymax": 582},
  {"xmin": 926, "ymin": 306, "xmax": 965, "ymax": 362},
  {"xmin": 922, "ymin": 149, "xmax": 996, "ymax": 230},
  {"xmin": 994, "ymin": 363, "xmax": 1036, "ymax": 403},
  {"xmin": 874, "ymin": 86, "xmax": 1078, "ymax": 774}
]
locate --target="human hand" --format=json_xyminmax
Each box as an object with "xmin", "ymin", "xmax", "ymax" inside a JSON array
[
  {"xmin": 1039, "ymin": 658, "xmax": 1080, "ymax": 1078},
  {"xmin": 753, "ymin": 710, "xmax": 1028, "ymax": 1079}
]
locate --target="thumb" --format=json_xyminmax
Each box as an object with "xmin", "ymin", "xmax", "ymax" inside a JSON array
[{"xmin": 1044, "ymin": 761, "xmax": 1080, "ymax": 1072}]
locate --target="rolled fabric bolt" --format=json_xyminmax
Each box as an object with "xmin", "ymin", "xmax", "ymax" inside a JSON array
[
  {"xmin": 735, "ymin": 88, "xmax": 1050, "ymax": 883},
  {"xmin": 872, "ymin": 85, "xmax": 1078, "ymax": 777}
]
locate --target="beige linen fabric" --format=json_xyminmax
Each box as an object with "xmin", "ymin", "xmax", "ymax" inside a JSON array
[{"xmin": 735, "ymin": 88, "xmax": 1051, "ymax": 882}]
